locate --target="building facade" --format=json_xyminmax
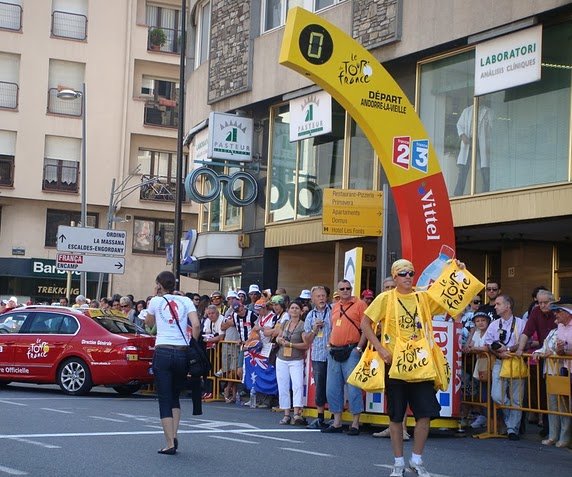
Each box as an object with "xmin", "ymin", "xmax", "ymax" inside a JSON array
[
  {"xmin": 184, "ymin": 0, "xmax": 572, "ymax": 314},
  {"xmin": 0, "ymin": 0, "xmax": 202, "ymax": 303}
]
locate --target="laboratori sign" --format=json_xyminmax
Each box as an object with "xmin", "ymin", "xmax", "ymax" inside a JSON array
[{"xmin": 475, "ymin": 25, "xmax": 542, "ymax": 96}]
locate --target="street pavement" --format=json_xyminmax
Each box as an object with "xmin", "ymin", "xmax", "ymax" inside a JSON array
[{"xmin": 0, "ymin": 383, "xmax": 570, "ymax": 476}]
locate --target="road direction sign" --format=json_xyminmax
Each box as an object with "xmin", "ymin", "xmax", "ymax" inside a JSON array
[
  {"xmin": 322, "ymin": 188, "xmax": 383, "ymax": 236},
  {"xmin": 56, "ymin": 226, "xmax": 126, "ymax": 257},
  {"xmin": 56, "ymin": 253, "xmax": 126, "ymax": 274}
]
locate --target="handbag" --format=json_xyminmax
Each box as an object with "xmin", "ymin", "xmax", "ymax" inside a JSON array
[
  {"xmin": 329, "ymin": 344, "xmax": 356, "ymax": 362},
  {"xmin": 347, "ymin": 343, "xmax": 385, "ymax": 392},
  {"xmin": 499, "ymin": 356, "xmax": 528, "ymax": 379},
  {"xmin": 165, "ymin": 297, "xmax": 211, "ymax": 376},
  {"xmin": 426, "ymin": 316, "xmax": 451, "ymax": 392},
  {"xmin": 387, "ymin": 296, "xmax": 436, "ymax": 383},
  {"xmin": 474, "ymin": 356, "xmax": 489, "ymax": 382}
]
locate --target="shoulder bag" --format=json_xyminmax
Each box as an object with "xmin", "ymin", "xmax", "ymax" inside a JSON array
[{"xmin": 164, "ymin": 297, "xmax": 211, "ymax": 376}]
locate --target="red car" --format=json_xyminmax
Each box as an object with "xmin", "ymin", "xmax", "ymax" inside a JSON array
[{"xmin": 0, "ymin": 305, "xmax": 155, "ymax": 395}]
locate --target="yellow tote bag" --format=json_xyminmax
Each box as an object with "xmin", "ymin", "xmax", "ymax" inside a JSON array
[
  {"xmin": 426, "ymin": 261, "xmax": 484, "ymax": 317},
  {"xmin": 500, "ymin": 356, "xmax": 529, "ymax": 379},
  {"xmin": 347, "ymin": 344, "xmax": 385, "ymax": 392},
  {"xmin": 426, "ymin": 316, "xmax": 451, "ymax": 392}
]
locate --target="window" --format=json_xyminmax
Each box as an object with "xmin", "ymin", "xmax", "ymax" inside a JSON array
[
  {"xmin": 51, "ymin": 0, "xmax": 88, "ymax": 40},
  {"xmin": 268, "ymin": 99, "xmax": 365, "ymax": 223},
  {"xmin": 142, "ymin": 77, "xmax": 179, "ymax": 128},
  {"xmin": 314, "ymin": 0, "xmax": 345, "ymax": 11},
  {"xmin": 133, "ymin": 218, "xmax": 174, "ymax": 254},
  {"xmin": 146, "ymin": 3, "xmax": 181, "ymax": 53},
  {"xmin": 262, "ymin": 0, "xmax": 288, "ymax": 32},
  {"xmin": 194, "ymin": 0, "xmax": 211, "ymax": 68},
  {"xmin": 138, "ymin": 149, "xmax": 187, "ymax": 202},
  {"xmin": 26, "ymin": 312, "xmax": 77, "ymax": 334},
  {"xmin": 418, "ymin": 22, "xmax": 572, "ymax": 196},
  {"xmin": 0, "ymin": 52, "xmax": 20, "ymax": 109},
  {"xmin": 0, "ymin": 311, "xmax": 28, "ymax": 333},
  {"xmin": 196, "ymin": 164, "xmax": 242, "ymax": 232},
  {"xmin": 45, "ymin": 209, "xmax": 98, "ymax": 247},
  {"xmin": 0, "ymin": 0, "xmax": 22, "ymax": 31},
  {"xmin": 43, "ymin": 136, "xmax": 80, "ymax": 192},
  {"xmin": 47, "ymin": 60, "xmax": 85, "ymax": 116},
  {"xmin": 0, "ymin": 130, "xmax": 16, "ymax": 186}
]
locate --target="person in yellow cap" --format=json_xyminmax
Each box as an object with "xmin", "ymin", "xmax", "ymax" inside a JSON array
[{"xmin": 361, "ymin": 258, "xmax": 464, "ymax": 477}]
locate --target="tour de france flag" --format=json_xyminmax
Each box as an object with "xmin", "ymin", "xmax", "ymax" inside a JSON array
[{"xmin": 427, "ymin": 262, "xmax": 484, "ymax": 318}]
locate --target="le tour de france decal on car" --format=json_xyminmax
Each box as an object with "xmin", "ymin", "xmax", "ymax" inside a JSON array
[
  {"xmin": 279, "ymin": 8, "xmax": 455, "ymax": 275},
  {"xmin": 27, "ymin": 338, "xmax": 50, "ymax": 359}
]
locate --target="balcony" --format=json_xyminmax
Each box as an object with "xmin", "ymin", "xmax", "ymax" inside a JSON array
[
  {"xmin": 51, "ymin": 10, "xmax": 87, "ymax": 40},
  {"xmin": 0, "ymin": 155, "xmax": 14, "ymax": 187},
  {"xmin": 0, "ymin": 81, "xmax": 18, "ymax": 109},
  {"xmin": 147, "ymin": 26, "xmax": 180, "ymax": 54},
  {"xmin": 140, "ymin": 174, "xmax": 185, "ymax": 202},
  {"xmin": 144, "ymin": 98, "xmax": 178, "ymax": 128},
  {"xmin": 0, "ymin": 1, "xmax": 22, "ymax": 31},
  {"xmin": 47, "ymin": 88, "xmax": 82, "ymax": 116},
  {"xmin": 43, "ymin": 158, "xmax": 78, "ymax": 192}
]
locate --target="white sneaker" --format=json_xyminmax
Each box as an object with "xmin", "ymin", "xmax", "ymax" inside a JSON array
[
  {"xmin": 470, "ymin": 415, "xmax": 487, "ymax": 429},
  {"xmin": 403, "ymin": 430, "xmax": 411, "ymax": 441},
  {"xmin": 214, "ymin": 369, "xmax": 223, "ymax": 377},
  {"xmin": 373, "ymin": 427, "xmax": 391, "ymax": 438},
  {"xmin": 389, "ymin": 464, "xmax": 405, "ymax": 477},
  {"xmin": 409, "ymin": 460, "xmax": 431, "ymax": 477}
]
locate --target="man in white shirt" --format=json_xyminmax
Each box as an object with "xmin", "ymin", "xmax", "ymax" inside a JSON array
[{"xmin": 483, "ymin": 294, "xmax": 526, "ymax": 441}]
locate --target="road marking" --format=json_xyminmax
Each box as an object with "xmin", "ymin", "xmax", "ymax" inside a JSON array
[
  {"xmin": 9, "ymin": 437, "xmax": 60, "ymax": 449},
  {"xmin": 0, "ymin": 465, "xmax": 28, "ymax": 475},
  {"xmin": 40, "ymin": 408, "xmax": 73, "ymax": 414},
  {"xmin": 88, "ymin": 416, "xmax": 127, "ymax": 423},
  {"xmin": 280, "ymin": 447, "xmax": 332, "ymax": 457},
  {"xmin": 239, "ymin": 433, "xmax": 302, "ymax": 443},
  {"xmin": 374, "ymin": 464, "xmax": 452, "ymax": 477},
  {"xmin": 0, "ymin": 401, "xmax": 26, "ymax": 407},
  {"xmin": 209, "ymin": 435, "xmax": 257, "ymax": 444}
]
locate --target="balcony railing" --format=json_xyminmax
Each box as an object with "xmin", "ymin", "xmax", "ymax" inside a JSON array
[
  {"xmin": 0, "ymin": 155, "xmax": 14, "ymax": 187},
  {"xmin": 140, "ymin": 174, "xmax": 184, "ymax": 202},
  {"xmin": 144, "ymin": 99, "xmax": 178, "ymax": 128},
  {"xmin": 147, "ymin": 26, "xmax": 180, "ymax": 54},
  {"xmin": 43, "ymin": 158, "xmax": 79, "ymax": 192},
  {"xmin": 0, "ymin": 1, "xmax": 22, "ymax": 31},
  {"xmin": 0, "ymin": 81, "xmax": 18, "ymax": 109},
  {"xmin": 47, "ymin": 88, "xmax": 82, "ymax": 116},
  {"xmin": 51, "ymin": 10, "xmax": 87, "ymax": 40}
]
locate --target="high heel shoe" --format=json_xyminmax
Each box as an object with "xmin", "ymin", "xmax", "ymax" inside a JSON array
[
  {"xmin": 174, "ymin": 438, "xmax": 178, "ymax": 450},
  {"xmin": 158, "ymin": 447, "xmax": 176, "ymax": 455}
]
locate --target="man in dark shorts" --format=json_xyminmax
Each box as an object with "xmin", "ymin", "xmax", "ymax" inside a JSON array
[{"xmin": 361, "ymin": 259, "xmax": 463, "ymax": 477}]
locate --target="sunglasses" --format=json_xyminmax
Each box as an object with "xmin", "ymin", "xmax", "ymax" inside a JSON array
[
  {"xmin": 397, "ymin": 271, "xmax": 415, "ymax": 277},
  {"xmin": 486, "ymin": 287, "xmax": 499, "ymax": 291},
  {"xmin": 338, "ymin": 287, "xmax": 352, "ymax": 291},
  {"xmin": 473, "ymin": 300, "xmax": 481, "ymax": 304}
]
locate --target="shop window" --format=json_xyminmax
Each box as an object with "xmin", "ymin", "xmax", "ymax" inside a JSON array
[
  {"xmin": 44, "ymin": 209, "xmax": 98, "ymax": 247},
  {"xmin": 133, "ymin": 218, "xmax": 174, "ymax": 254},
  {"xmin": 418, "ymin": 22, "xmax": 572, "ymax": 197},
  {"xmin": 268, "ymin": 99, "xmax": 370, "ymax": 224}
]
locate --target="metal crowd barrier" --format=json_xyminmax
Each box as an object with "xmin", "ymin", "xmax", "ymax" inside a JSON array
[
  {"xmin": 203, "ymin": 340, "xmax": 242, "ymax": 402},
  {"xmin": 461, "ymin": 351, "xmax": 572, "ymax": 440}
]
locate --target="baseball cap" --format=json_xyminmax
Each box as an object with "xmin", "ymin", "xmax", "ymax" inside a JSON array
[
  {"xmin": 549, "ymin": 296, "xmax": 572, "ymax": 314},
  {"xmin": 299, "ymin": 289, "xmax": 311, "ymax": 300},
  {"xmin": 271, "ymin": 295, "xmax": 285, "ymax": 305},
  {"xmin": 254, "ymin": 298, "xmax": 267, "ymax": 309},
  {"xmin": 237, "ymin": 289, "xmax": 246, "ymax": 297},
  {"xmin": 248, "ymin": 284, "xmax": 261, "ymax": 294},
  {"xmin": 210, "ymin": 291, "xmax": 222, "ymax": 298},
  {"xmin": 361, "ymin": 289, "xmax": 374, "ymax": 299}
]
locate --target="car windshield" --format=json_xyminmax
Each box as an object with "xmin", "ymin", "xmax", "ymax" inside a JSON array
[{"xmin": 93, "ymin": 316, "xmax": 139, "ymax": 334}]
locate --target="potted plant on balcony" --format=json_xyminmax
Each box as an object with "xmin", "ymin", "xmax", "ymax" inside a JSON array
[{"xmin": 149, "ymin": 27, "xmax": 167, "ymax": 51}]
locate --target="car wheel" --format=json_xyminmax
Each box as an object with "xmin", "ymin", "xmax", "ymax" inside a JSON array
[
  {"xmin": 57, "ymin": 358, "xmax": 93, "ymax": 395},
  {"xmin": 112, "ymin": 384, "xmax": 142, "ymax": 396}
]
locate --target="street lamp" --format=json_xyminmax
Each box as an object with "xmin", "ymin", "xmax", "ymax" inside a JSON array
[{"xmin": 57, "ymin": 83, "xmax": 87, "ymax": 297}]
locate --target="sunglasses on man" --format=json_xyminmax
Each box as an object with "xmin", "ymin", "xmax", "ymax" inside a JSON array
[{"xmin": 397, "ymin": 270, "xmax": 415, "ymax": 278}]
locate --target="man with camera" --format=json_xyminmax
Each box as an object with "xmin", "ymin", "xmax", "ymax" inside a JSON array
[{"xmin": 483, "ymin": 294, "xmax": 526, "ymax": 441}]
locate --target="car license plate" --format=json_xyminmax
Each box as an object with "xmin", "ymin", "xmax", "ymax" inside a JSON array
[{"xmin": 126, "ymin": 354, "xmax": 138, "ymax": 361}]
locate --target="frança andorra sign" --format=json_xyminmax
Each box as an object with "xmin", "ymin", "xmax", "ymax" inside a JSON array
[
  {"xmin": 279, "ymin": 8, "xmax": 456, "ymax": 275},
  {"xmin": 56, "ymin": 226, "xmax": 126, "ymax": 274}
]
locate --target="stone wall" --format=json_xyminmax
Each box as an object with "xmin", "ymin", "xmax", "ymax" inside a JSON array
[
  {"xmin": 352, "ymin": 0, "xmax": 402, "ymax": 49},
  {"xmin": 208, "ymin": 0, "xmax": 252, "ymax": 103}
]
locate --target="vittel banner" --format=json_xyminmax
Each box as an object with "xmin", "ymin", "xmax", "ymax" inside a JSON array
[{"xmin": 475, "ymin": 25, "xmax": 542, "ymax": 96}]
